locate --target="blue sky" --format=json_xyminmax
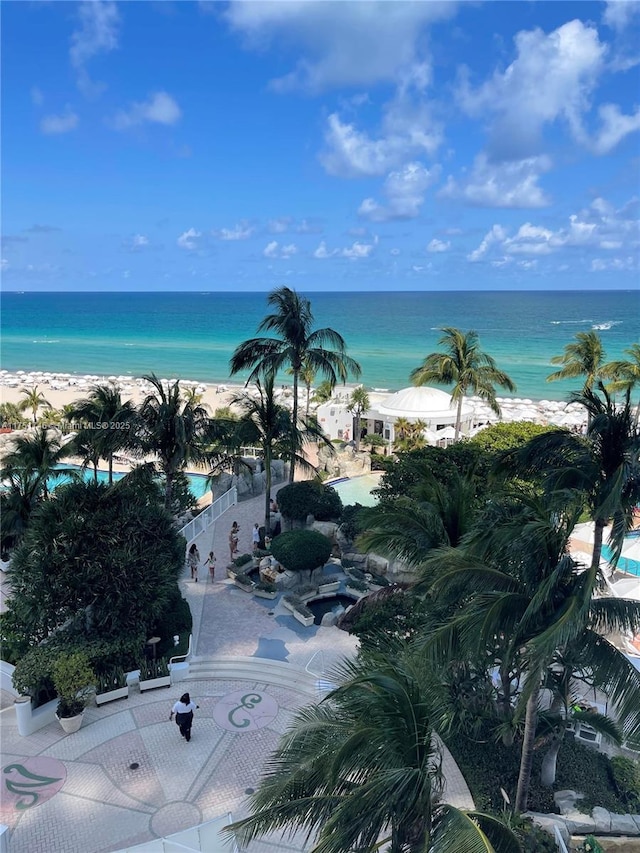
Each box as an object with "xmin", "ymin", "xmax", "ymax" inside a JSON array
[{"xmin": 2, "ymin": 0, "xmax": 639, "ymax": 292}]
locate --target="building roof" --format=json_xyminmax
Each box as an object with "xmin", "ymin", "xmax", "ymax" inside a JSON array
[{"xmin": 375, "ymin": 386, "xmax": 471, "ymax": 420}]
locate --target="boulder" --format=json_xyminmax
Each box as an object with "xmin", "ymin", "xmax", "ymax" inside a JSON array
[
  {"xmin": 366, "ymin": 553, "xmax": 389, "ymax": 574},
  {"xmin": 321, "ymin": 612, "xmax": 337, "ymax": 627},
  {"xmin": 610, "ymin": 813, "xmax": 640, "ymax": 835},
  {"xmin": 312, "ymin": 521, "xmax": 339, "ymax": 543},
  {"xmin": 554, "ymin": 790, "xmax": 583, "ymax": 815},
  {"xmin": 564, "ymin": 810, "xmax": 596, "ymax": 835},
  {"xmin": 342, "ymin": 552, "xmax": 367, "ymax": 565},
  {"xmin": 525, "ymin": 813, "xmax": 569, "ymax": 844},
  {"xmin": 592, "ymin": 807, "xmax": 612, "ymax": 833}
]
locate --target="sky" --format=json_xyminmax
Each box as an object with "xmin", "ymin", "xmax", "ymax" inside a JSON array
[{"xmin": 2, "ymin": 0, "xmax": 640, "ymax": 292}]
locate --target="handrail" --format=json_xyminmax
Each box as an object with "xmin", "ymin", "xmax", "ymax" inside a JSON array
[
  {"xmin": 179, "ymin": 485, "xmax": 237, "ymax": 544},
  {"xmin": 169, "ymin": 633, "xmax": 192, "ymax": 667},
  {"xmin": 305, "ymin": 650, "xmax": 326, "ymax": 677},
  {"xmin": 553, "ymin": 825, "xmax": 569, "ymax": 853}
]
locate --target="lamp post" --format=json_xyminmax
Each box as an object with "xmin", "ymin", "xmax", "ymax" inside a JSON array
[{"xmin": 386, "ymin": 421, "xmax": 393, "ymax": 457}]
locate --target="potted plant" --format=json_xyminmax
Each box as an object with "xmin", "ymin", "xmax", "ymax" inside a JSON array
[
  {"xmin": 282, "ymin": 593, "xmax": 300, "ymax": 613},
  {"xmin": 318, "ymin": 574, "xmax": 341, "ymax": 594},
  {"xmin": 345, "ymin": 578, "xmax": 369, "ymax": 599},
  {"xmin": 227, "ymin": 552, "xmax": 253, "ymax": 580},
  {"xmin": 52, "ymin": 651, "xmax": 96, "ymax": 733},
  {"xmin": 253, "ymin": 580, "xmax": 277, "ymax": 600},
  {"xmin": 233, "ymin": 570, "xmax": 255, "ymax": 592},
  {"xmin": 95, "ymin": 666, "xmax": 129, "ymax": 706},
  {"xmin": 138, "ymin": 656, "xmax": 171, "ymax": 692},
  {"xmin": 292, "ymin": 601, "xmax": 315, "ymax": 627},
  {"xmin": 296, "ymin": 582, "xmax": 319, "ymax": 603}
]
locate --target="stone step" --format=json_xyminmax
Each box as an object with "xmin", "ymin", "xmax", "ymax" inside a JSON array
[{"xmin": 183, "ymin": 656, "xmax": 319, "ymax": 697}]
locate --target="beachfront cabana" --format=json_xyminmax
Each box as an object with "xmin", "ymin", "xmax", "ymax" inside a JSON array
[{"xmin": 316, "ymin": 386, "xmax": 474, "ymax": 445}]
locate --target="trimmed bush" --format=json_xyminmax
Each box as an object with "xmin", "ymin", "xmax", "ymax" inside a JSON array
[
  {"xmin": 346, "ymin": 578, "xmax": 369, "ymax": 592},
  {"xmin": 339, "ymin": 504, "xmax": 365, "ymax": 542},
  {"xmin": 276, "ymin": 480, "xmax": 343, "ymax": 521},
  {"xmin": 254, "ymin": 580, "xmax": 277, "ymax": 594},
  {"xmin": 270, "ymin": 530, "xmax": 332, "ymax": 573},
  {"xmin": 610, "ymin": 755, "xmax": 640, "ymax": 808},
  {"xmin": 233, "ymin": 553, "xmax": 253, "ymax": 568}
]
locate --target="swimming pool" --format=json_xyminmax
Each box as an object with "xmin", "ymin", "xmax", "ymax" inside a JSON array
[
  {"xmin": 50, "ymin": 464, "xmax": 211, "ymax": 500},
  {"xmin": 329, "ymin": 473, "xmax": 381, "ymax": 507},
  {"xmin": 602, "ymin": 544, "xmax": 640, "ymax": 577}
]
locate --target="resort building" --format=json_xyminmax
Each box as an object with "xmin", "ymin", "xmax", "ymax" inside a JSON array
[{"xmin": 316, "ymin": 386, "xmax": 475, "ymax": 447}]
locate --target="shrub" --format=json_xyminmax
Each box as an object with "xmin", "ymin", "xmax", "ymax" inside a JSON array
[
  {"xmin": 12, "ymin": 645, "xmax": 58, "ymax": 708},
  {"xmin": 96, "ymin": 665, "xmax": 127, "ymax": 693},
  {"xmin": 138, "ymin": 656, "xmax": 170, "ymax": 680},
  {"xmin": 345, "ymin": 566, "xmax": 366, "ymax": 580},
  {"xmin": 296, "ymin": 583, "xmax": 318, "ymax": 597},
  {"xmin": 148, "ymin": 587, "xmax": 193, "ymax": 659},
  {"xmin": 53, "ymin": 651, "xmax": 96, "ymax": 717},
  {"xmin": 270, "ymin": 530, "xmax": 332, "ymax": 573},
  {"xmin": 366, "ymin": 572, "xmax": 390, "ymax": 586},
  {"xmin": 610, "ymin": 756, "xmax": 640, "ymax": 808},
  {"xmin": 346, "ymin": 578, "xmax": 369, "ymax": 592},
  {"xmin": 339, "ymin": 504, "xmax": 365, "ymax": 542},
  {"xmin": 254, "ymin": 581, "xmax": 276, "ymax": 594},
  {"xmin": 276, "ymin": 480, "xmax": 343, "ymax": 521},
  {"xmin": 233, "ymin": 553, "xmax": 253, "ymax": 568},
  {"xmin": 234, "ymin": 571, "xmax": 254, "ymax": 588}
]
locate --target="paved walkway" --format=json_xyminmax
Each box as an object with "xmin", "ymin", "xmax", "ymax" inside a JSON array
[{"xmin": 0, "ymin": 488, "xmax": 474, "ymax": 853}]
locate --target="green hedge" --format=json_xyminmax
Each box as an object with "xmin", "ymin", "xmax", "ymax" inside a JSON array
[
  {"xmin": 270, "ymin": 530, "xmax": 332, "ymax": 573},
  {"xmin": 276, "ymin": 480, "xmax": 343, "ymax": 521},
  {"xmin": 610, "ymin": 755, "xmax": 640, "ymax": 809}
]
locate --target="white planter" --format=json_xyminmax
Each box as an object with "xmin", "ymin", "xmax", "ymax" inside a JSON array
[
  {"xmin": 56, "ymin": 711, "xmax": 84, "ymax": 733},
  {"xmin": 95, "ymin": 685, "xmax": 129, "ymax": 706},
  {"xmin": 253, "ymin": 588, "xmax": 277, "ymax": 599},
  {"xmin": 293, "ymin": 610, "xmax": 315, "ymax": 627},
  {"xmin": 282, "ymin": 597, "xmax": 297, "ymax": 613},
  {"xmin": 318, "ymin": 581, "xmax": 340, "ymax": 594},
  {"xmin": 139, "ymin": 676, "xmax": 171, "ymax": 692},
  {"xmin": 233, "ymin": 578, "xmax": 254, "ymax": 592}
]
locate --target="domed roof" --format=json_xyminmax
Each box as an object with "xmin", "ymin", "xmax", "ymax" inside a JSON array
[{"xmin": 377, "ymin": 386, "xmax": 471, "ymax": 418}]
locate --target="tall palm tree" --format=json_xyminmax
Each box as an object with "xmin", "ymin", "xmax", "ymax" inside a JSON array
[
  {"xmin": 229, "ymin": 372, "xmax": 333, "ymax": 531},
  {"xmin": 410, "ymin": 328, "xmax": 516, "ymax": 441},
  {"xmin": 137, "ymin": 374, "xmax": 212, "ymax": 509},
  {"xmin": 226, "ymin": 652, "xmax": 522, "ymax": 852},
  {"xmin": 423, "ymin": 492, "xmax": 640, "ymax": 813},
  {"xmin": 69, "ymin": 384, "xmax": 136, "ymax": 484},
  {"xmin": 547, "ymin": 330, "xmax": 605, "ymax": 391},
  {"xmin": 346, "ymin": 385, "xmax": 370, "ymax": 451},
  {"xmin": 501, "ymin": 384, "xmax": 640, "ymax": 580},
  {"xmin": 602, "ymin": 343, "xmax": 640, "ymax": 422},
  {"xmin": 18, "ymin": 385, "xmax": 52, "ymax": 425},
  {"xmin": 229, "ymin": 286, "xmax": 361, "ymax": 482},
  {"xmin": 1, "ymin": 426, "xmax": 73, "ymax": 500}
]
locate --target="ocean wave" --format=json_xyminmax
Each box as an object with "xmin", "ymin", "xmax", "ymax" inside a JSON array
[
  {"xmin": 32, "ymin": 339, "xmax": 60, "ymax": 344},
  {"xmin": 550, "ymin": 320, "xmax": 593, "ymax": 325}
]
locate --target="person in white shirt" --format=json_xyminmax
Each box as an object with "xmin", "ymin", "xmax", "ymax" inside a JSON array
[
  {"xmin": 169, "ymin": 692, "xmax": 198, "ymax": 741},
  {"xmin": 252, "ymin": 523, "xmax": 261, "ymax": 551}
]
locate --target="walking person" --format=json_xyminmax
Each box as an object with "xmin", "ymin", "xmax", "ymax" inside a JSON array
[
  {"xmin": 169, "ymin": 692, "xmax": 199, "ymax": 742},
  {"xmin": 229, "ymin": 521, "xmax": 240, "ymax": 560},
  {"xmin": 187, "ymin": 543, "xmax": 200, "ymax": 582},
  {"xmin": 205, "ymin": 550, "xmax": 216, "ymax": 581},
  {"xmin": 252, "ymin": 522, "xmax": 261, "ymax": 552}
]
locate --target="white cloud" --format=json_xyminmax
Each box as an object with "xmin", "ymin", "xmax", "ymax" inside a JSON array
[
  {"xmin": 111, "ymin": 92, "xmax": 181, "ymax": 130},
  {"xmin": 590, "ymin": 256, "xmax": 637, "ymax": 271},
  {"xmin": 458, "ymin": 20, "xmax": 606, "ymax": 159},
  {"xmin": 224, "ymin": 1, "xmax": 458, "ymax": 93},
  {"xmin": 467, "ymin": 224, "xmax": 508, "ymax": 262},
  {"xmin": 1, "ymin": 259, "xmax": 9, "ymax": 270},
  {"xmin": 213, "ymin": 221, "xmax": 255, "ymax": 241},
  {"xmin": 268, "ymin": 217, "xmax": 292, "ymax": 234},
  {"xmin": 440, "ymin": 155, "xmax": 552, "ymax": 208},
  {"xmin": 30, "ymin": 86, "xmax": 43, "ymax": 106},
  {"xmin": 427, "ymin": 238, "xmax": 450, "ymax": 253},
  {"xmin": 313, "ymin": 239, "xmax": 374, "ymax": 260},
  {"xmin": 603, "ymin": 1, "xmax": 640, "ymax": 31},
  {"xmin": 40, "ymin": 108, "xmax": 79, "ymax": 135},
  {"xmin": 590, "ymin": 103, "xmax": 640, "ymax": 154},
  {"xmin": 70, "ymin": 1, "xmax": 120, "ymax": 96},
  {"xmin": 263, "ymin": 241, "xmax": 297, "ymax": 259},
  {"xmin": 177, "ymin": 228, "xmax": 201, "ymax": 250},
  {"xmin": 129, "ymin": 234, "xmax": 149, "ymax": 251},
  {"xmin": 359, "ymin": 162, "xmax": 439, "ymax": 222},
  {"xmin": 321, "ymin": 99, "xmax": 441, "ymax": 178}
]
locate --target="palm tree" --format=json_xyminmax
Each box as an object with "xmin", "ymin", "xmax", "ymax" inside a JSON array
[
  {"xmin": 229, "ymin": 286, "xmax": 361, "ymax": 482},
  {"xmin": 312, "ymin": 379, "xmax": 335, "ymax": 405},
  {"xmin": 0, "ymin": 402, "xmax": 28, "ymax": 429},
  {"xmin": 226, "ymin": 651, "xmax": 522, "ymax": 852},
  {"xmin": 346, "ymin": 385, "xmax": 370, "ymax": 451},
  {"xmin": 69, "ymin": 384, "xmax": 136, "ymax": 484},
  {"xmin": 547, "ymin": 330, "xmax": 605, "ymax": 391},
  {"xmin": 18, "ymin": 385, "xmax": 52, "ymax": 425},
  {"xmin": 422, "ymin": 492, "xmax": 640, "ymax": 812},
  {"xmin": 1, "ymin": 426, "xmax": 73, "ymax": 501},
  {"xmin": 602, "ymin": 343, "xmax": 640, "ymax": 422},
  {"xmin": 137, "ymin": 374, "xmax": 212, "ymax": 509},
  {"xmin": 411, "ymin": 328, "xmax": 516, "ymax": 441},
  {"xmin": 229, "ymin": 372, "xmax": 334, "ymax": 531},
  {"xmin": 501, "ymin": 384, "xmax": 640, "ymax": 580}
]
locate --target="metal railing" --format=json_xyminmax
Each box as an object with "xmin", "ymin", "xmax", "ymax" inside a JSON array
[
  {"xmin": 179, "ymin": 486, "xmax": 237, "ymax": 544},
  {"xmin": 169, "ymin": 633, "xmax": 192, "ymax": 668},
  {"xmin": 553, "ymin": 825, "xmax": 569, "ymax": 853}
]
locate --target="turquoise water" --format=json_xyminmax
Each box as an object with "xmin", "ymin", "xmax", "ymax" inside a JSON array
[
  {"xmin": 602, "ymin": 543, "xmax": 640, "ymax": 577},
  {"xmin": 2, "ymin": 291, "xmax": 639, "ymax": 401},
  {"xmin": 331, "ymin": 473, "xmax": 381, "ymax": 507},
  {"xmin": 50, "ymin": 464, "xmax": 211, "ymax": 500}
]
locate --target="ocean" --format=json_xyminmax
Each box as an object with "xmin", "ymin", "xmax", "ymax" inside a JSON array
[{"xmin": 2, "ymin": 290, "xmax": 639, "ymax": 401}]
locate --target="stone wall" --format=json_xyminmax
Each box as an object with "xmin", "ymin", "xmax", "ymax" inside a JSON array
[
  {"xmin": 317, "ymin": 444, "xmax": 372, "ymax": 479},
  {"xmin": 209, "ymin": 458, "xmax": 287, "ymax": 502}
]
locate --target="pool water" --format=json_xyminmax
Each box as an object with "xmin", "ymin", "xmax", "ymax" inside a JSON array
[
  {"xmin": 306, "ymin": 594, "xmax": 357, "ymax": 625},
  {"xmin": 330, "ymin": 473, "xmax": 381, "ymax": 507},
  {"xmin": 602, "ymin": 544, "xmax": 640, "ymax": 577},
  {"xmin": 50, "ymin": 464, "xmax": 210, "ymax": 500}
]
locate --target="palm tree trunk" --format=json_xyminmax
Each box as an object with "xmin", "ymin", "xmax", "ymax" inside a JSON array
[
  {"xmin": 592, "ymin": 517, "xmax": 606, "ymax": 575},
  {"xmin": 454, "ymin": 394, "xmax": 463, "ymax": 441},
  {"xmin": 108, "ymin": 455, "xmax": 113, "ymax": 486},
  {"xmin": 515, "ymin": 680, "xmax": 541, "ymax": 813},
  {"xmin": 165, "ymin": 471, "xmax": 174, "ymax": 510},
  {"xmin": 93, "ymin": 462, "xmax": 98, "ymax": 483},
  {"xmin": 305, "ymin": 380, "xmax": 311, "ymax": 419},
  {"xmin": 264, "ymin": 447, "xmax": 272, "ymax": 533},
  {"xmin": 540, "ymin": 736, "xmax": 562, "ymax": 787},
  {"xmin": 355, "ymin": 414, "xmax": 361, "ymax": 452},
  {"xmin": 290, "ymin": 371, "xmax": 299, "ymax": 483}
]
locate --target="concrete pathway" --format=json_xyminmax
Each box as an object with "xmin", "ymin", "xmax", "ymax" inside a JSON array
[{"xmin": 0, "ymin": 488, "xmax": 474, "ymax": 853}]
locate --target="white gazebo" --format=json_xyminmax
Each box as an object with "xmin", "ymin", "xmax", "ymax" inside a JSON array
[{"xmin": 316, "ymin": 386, "xmax": 474, "ymax": 445}]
